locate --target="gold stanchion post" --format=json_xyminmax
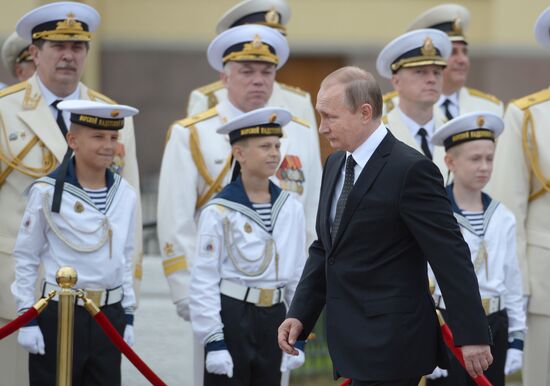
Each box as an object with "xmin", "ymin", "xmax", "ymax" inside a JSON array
[{"xmin": 55, "ymin": 267, "xmax": 78, "ymax": 386}]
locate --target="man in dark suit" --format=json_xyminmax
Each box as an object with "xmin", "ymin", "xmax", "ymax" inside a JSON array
[{"xmin": 278, "ymin": 66, "xmax": 493, "ymax": 385}]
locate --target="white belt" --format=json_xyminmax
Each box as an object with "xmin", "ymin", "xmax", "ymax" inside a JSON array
[
  {"xmin": 42, "ymin": 282, "xmax": 123, "ymax": 307},
  {"xmin": 220, "ymin": 279, "xmax": 285, "ymax": 307},
  {"xmin": 434, "ymin": 295, "xmax": 505, "ymax": 316}
]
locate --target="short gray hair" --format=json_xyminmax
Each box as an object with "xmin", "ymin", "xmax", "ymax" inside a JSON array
[{"xmin": 321, "ymin": 66, "xmax": 383, "ymax": 119}]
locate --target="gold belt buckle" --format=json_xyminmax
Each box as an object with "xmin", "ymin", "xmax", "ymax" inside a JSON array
[
  {"xmin": 481, "ymin": 298, "xmax": 491, "ymax": 315},
  {"xmin": 257, "ymin": 288, "xmax": 275, "ymax": 307},
  {"xmin": 85, "ymin": 289, "xmax": 104, "ymax": 307}
]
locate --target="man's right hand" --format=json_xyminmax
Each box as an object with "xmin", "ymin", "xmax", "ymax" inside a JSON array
[
  {"xmin": 278, "ymin": 318, "xmax": 304, "ymax": 355},
  {"xmin": 205, "ymin": 350, "xmax": 233, "ymax": 378},
  {"xmin": 175, "ymin": 298, "xmax": 190, "ymax": 321},
  {"xmin": 18, "ymin": 326, "xmax": 45, "ymax": 355},
  {"xmin": 461, "ymin": 345, "xmax": 493, "ymax": 379}
]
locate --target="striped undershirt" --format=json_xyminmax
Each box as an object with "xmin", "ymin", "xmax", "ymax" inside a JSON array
[
  {"xmin": 84, "ymin": 187, "xmax": 108, "ymax": 213},
  {"xmin": 462, "ymin": 210, "xmax": 484, "ymax": 236},
  {"xmin": 252, "ymin": 202, "xmax": 272, "ymax": 232}
]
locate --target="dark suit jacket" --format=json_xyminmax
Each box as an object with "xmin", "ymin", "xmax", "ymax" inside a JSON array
[{"xmin": 287, "ymin": 131, "xmax": 490, "ymax": 381}]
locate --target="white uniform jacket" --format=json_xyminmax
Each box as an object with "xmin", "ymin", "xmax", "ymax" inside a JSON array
[
  {"xmin": 158, "ymin": 99, "xmax": 321, "ymax": 303},
  {"xmin": 490, "ymin": 89, "xmax": 550, "ymax": 315},
  {"xmin": 382, "ymin": 87, "xmax": 503, "ymax": 117},
  {"xmin": 383, "ymin": 106, "xmax": 448, "ymax": 179},
  {"xmin": 189, "ymin": 178, "xmax": 307, "ymax": 344},
  {"xmin": 11, "ymin": 160, "xmax": 136, "ymax": 312},
  {"xmin": 0, "ymin": 74, "xmax": 142, "ymax": 318},
  {"xmin": 431, "ymin": 187, "xmax": 526, "ymax": 333}
]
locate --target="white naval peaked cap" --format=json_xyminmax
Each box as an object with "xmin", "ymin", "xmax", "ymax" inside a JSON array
[
  {"xmin": 216, "ymin": 0, "xmax": 291, "ymax": 35},
  {"xmin": 16, "ymin": 1, "xmax": 100, "ymax": 44},
  {"xmin": 407, "ymin": 4, "xmax": 470, "ymax": 43},
  {"xmin": 207, "ymin": 24, "xmax": 289, "ymax": 72},
  {"xmin": 376, "ymin": 29, "xmax": 452, "ymax": 79},
  {"xmin": 217, "ymin": 106, "xmax": 291, "ymax": 144},
  {"xmin": 535, "ymin": 6, "xmax": 550, "ymax": 49},
  {"xmin": 1, "ymin": 32, "xmax": 31, "ymax": 76},
  {"xmin": 57, "ymin": 100, "xmax": 138, "ymax": 131},
  {"xmin": 431, "ymin": 111, "xmax": 504, "ymax": 150}
]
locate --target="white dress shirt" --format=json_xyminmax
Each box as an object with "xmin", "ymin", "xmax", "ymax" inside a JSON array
[
  {"xmin": 438, "ymin": 92, "xmax": 460, "ymax": 118},
  {"xmin": 36, "ymin": 75, "xmax": 80, "ymax": 130},
  {"xmin": 330, "ymin": 123, "xmax": 388, "ymax": 223},
  {"xmin": 398, "ymin": 109, "xmax": 436, "ymax": 155}
]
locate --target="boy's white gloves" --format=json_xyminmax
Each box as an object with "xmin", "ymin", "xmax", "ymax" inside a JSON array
[
  {"xmin": 280, "ymin": 349, "xmax": 305, "ymax": 372},
  {"xmin": 123, "ymin": 325, "xmax": 135, "ymax": 347},
  {"xmin": 504, "ymin": 348, "xmax": 523, "ymax": 375},
  {"xmin": 175, "ymin": 298, "xmax": 190, "ymax": 321},
  {"xmin": 18, "ymin": 326, "xmax": 45, "ymax": 355},
  {"xmin": 206, "ymin": 349, "xmax": 234, "ymax": 378},
  {"xmin": 426, "ymin": 366, "xmax": 448, "ymax": 379}
]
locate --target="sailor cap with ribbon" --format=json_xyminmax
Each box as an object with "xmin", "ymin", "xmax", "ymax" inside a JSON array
[
  {"xmin": 535, "ymin": 6, "xmax": 550, "ymax": 49},
  {"xmin": 217, "ymin": 106, "xmax": 291, "ymax": 145},
  {"xmin": 207, "ymin": 24, "xmax": 289, "ymax": 72},
  {"xmin": 49, "ymin": 100, "xmax": 138, "ymax": 213},
  {"xmin": 407, "ymin": 4, "xmax": 470, "ymax": 43},
  {"xmin": 16, "ymin": 1, "xmax": 100, "ymax": 44},
  {"xmin": 216, "ymin": 0, "xmax": 291, "ymax": 35},
  {"xmin": 376, "ymin": 29, "xmax": 452, "ymax": 79},
  {"xmin": 1, "ymin": 32, "xmax": 32, "ymax": 76},
  {"xmin": 58, "ymin": 100, "xmax": 138, "ymax": 131},
  {"xmin": 431, "ymin": 111, "xmax": 504, "ymax": 150}
]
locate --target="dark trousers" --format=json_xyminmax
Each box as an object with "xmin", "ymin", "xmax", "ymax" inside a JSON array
[
  {"xmin": 426, "ymin": 309, "xmax": 508, "ymax": 386},
  {"xmin": 351, "ymin": 377, "xmax": 421, "ymax": 385},
  {"xmin": 29, "ymin": 301, "xmax": 125, "ymax": 386},
  {"xmin": 204, "ymin": 295, "xmax": 286, "ymax": 386}
]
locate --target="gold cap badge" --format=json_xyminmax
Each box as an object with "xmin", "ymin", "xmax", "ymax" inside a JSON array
[
  {"xmin": 476, "ymin": 116, "xmax": 485, "ymax": 127},
  {"xmin": 421, "ymin": 37, "xmax": 436, "ymax": 57},
  {"xmin": 265, "ymin": 8, "xmax": 280, "ymax": 24},
  {"xmin": 111, "ymin": 110, "xmax": 120, "ymax": 118}
]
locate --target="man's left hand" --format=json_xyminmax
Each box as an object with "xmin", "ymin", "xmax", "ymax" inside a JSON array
[{"xmin": 461, "ymin": 345, "xmax": 493, "ymax": 379}]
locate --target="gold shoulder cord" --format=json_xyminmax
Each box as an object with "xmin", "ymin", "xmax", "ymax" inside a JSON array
[
  {"xmin": 196, "ymin": 154, "xmax": 232, "ymax": 209},
  {"xmin": 521, "ymin": 109, "xmax": 550, "ymax": 201}
]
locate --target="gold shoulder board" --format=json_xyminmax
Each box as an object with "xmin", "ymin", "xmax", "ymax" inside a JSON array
[
  {"xmin": 196, "ymin": 81, "xmax": 224, "ymax": 96},
  {"xmin": 382, "ymin": 115, "xmax": 389, "ymax": 125},
  {"xmin": 279, "ymin": 82, "xmax": 308, "ymax": 97},
  {"xmin": 513, "ymin": 89, "xmax": 550, "ymax": 110},
  {"xmin": 177, "ymin": 107, "xmax": 218, "ymax": 128},
  {"xmin": 382, "ymin": 90, "xmax": 398, "ymax": 102},
  {"xmin": 0, "ymin": 81, "xmax": 27, "ymax": 98},
  {"xmin": 467, "ymin": 88, "xmax": 502, "ymax": 105},
  {"xmin": 291, "ymin": 116, "xmax": 310, "ymax": 128},
  {"xmin": 87, "ymin": 89, "xmax": 117, "ymax": 104}
]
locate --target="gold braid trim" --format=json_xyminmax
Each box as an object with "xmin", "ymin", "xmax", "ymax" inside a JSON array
[
  {"xmin": 196, "ymin": 154, "xmax": 232, "ymax": 209},
  {"xmin": 521, "ymin": 109, "xmax": 550, "ymax": 201},
  {"xmin": 189, "ymin": 124, "xmax": 214, "ymax": 186},
  {"xmin": 0, "ymin": 136, "xmax": 56, "ymax": 185}
]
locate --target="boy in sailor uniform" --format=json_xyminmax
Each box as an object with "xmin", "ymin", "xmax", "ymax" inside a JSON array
[
  {"xmin": 189, "ymin": 107, "xmax": 307, "ymax": 386},
  {"xmin": 11, "ymin": 100, "xmax": 139, "ymax": 386},
  {"xmin": 426, "ymin": 112, "xmax": 526, "ymax": 385}
]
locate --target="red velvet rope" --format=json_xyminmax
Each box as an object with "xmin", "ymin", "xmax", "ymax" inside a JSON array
[
  {"xmin": 440, "ymin": 323, "xmax": 492, "ymax": 386},
  {"xmin": 0, "ymin": 308, "xmax": 38, "ymax": 341},
  {"xmin": 92, "ymin": 311, "xmax": 167, "ymax": 386},
  {"xmin": 339, "ymin": 323, "xmax": 492, "ymax": 386}
]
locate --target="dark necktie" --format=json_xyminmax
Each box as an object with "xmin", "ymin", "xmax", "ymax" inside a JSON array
[
  {"xmin": 417, "ymin": 128, "xmax": 433, "ymax": 160},
  {"xmin": 51, "ymin": 99, "xmax": 68, "ymax": 138},
  {"xmin": 442, "ymin": 99, "xmax": 454, "ymax": 121},
  {"xmin": 331, "ymin": 154, "xmax": 356, "ymax": 236}
]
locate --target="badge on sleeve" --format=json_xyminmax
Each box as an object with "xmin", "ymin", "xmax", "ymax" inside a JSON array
[{"xmin": 199, "ymin": 235, "xmax": 220, "ymax": 258}]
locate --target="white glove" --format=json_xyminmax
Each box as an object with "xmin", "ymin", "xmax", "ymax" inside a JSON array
[
  {"xmin": 18, "ymin": 326, "xmax": 45, "ymax": 355},
  {"xmin": 175, "ymin": 298, "xmax": 190, "ymax": 321},
  {"xmin": 504, "ymin": 348, "xmax": 523, "ymax": 375},
  {"xmin": 205, "ymin": 349, "xmax": 234, "ymax": 378},
  {"xmin": 425, "ymin": 366, "xmax": 448, "ymax": 380},
  {"xmin": 123, "ymin": 325, "xmax": 135, "ymax": 347},
  {"xmin": 280, "ymin": 349, "xmax": 305, "ymax": 372}
]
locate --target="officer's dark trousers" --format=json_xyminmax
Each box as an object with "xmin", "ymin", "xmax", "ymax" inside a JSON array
[
  {"xmin": 29, "ymin": 301, "xmax": 125, "ymax": 386},
  {"xmin": 426, "ymin": 309, "xmax": 508, "ymax": 386},
  {"xmin": 204, "ymin": 294, "xmax": 286, "ymax": 386},
  {"xmin": 351, "ymin": 378, "xmax": 421, "ymax": 385}
]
